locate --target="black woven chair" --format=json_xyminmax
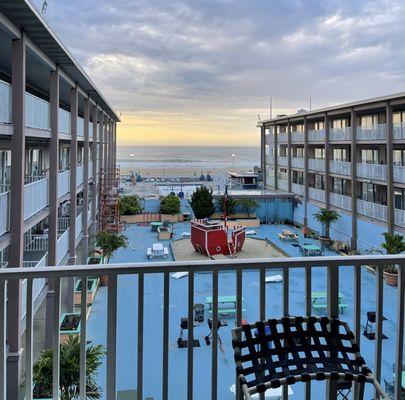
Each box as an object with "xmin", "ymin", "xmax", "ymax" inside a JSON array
[{"xmin": 231, "ymin": 316, "xmax": 388, "ymax": 399}]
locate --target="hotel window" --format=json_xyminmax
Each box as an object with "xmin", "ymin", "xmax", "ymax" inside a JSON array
[
  {"xmin": 294, "ymin": 148, "xmax": 304, "ymax": 158},
  {"xmin": 393, "ymin": 111, "xmax": 405, "ymax": 125},
  {"xmin": 360, "ymin": 115, "xmax": 378, "ymax": 127},
  {"xmin": 26, "ymin": 148, "xmax": 42, "ymax": 177},
  {"xmin": 332, "ymin": 177, "xmax": 348, "ymax": 195},
  {"xmin": 314, "ymin": 148, "xmax": 325, "ymax": 159},
  {"xmin": 59, "ymin": 146, "xmax": 70, "ymax": 171},
  {"xmin": 393, "ymin": 150, "xmax": 405, "ymax": 166},
  {"xmin": 332, "ymin": 119, "xmax": 348, "ymax": 129},
  {"xmin": 77, "ymin": 146, "xmax": 84, "ymax": 165},
  {"xmin": 278, "ymin": 168, "xmax": 288, "ymax": 180},
  {"xmin": 314, "ymin": 121, "xmax": 324, "ymax": 130},
  {"xmin": 361, "ymin": 183, "xmax": 377, "ymax": 202},
  {"xmin": 361, "ymin": 149, "xmax": 379, "ymax": 164},
  {"xmin": 314, "ymin": 174, "xmax": 325, "ymax": 190},
  {"xmin": 333, "ymin": 148, "xmax": 348, "ymax": 161},
  {"xmin": 395, "ymin": 189, "xmax": 405, "ymax": 210},
  {"xmin": 293, "ymin": 171, "xmax": 304, "ymax": 184}
]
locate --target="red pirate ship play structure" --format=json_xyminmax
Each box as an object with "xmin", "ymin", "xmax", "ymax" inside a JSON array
[{"xmin": 191, "ymin": 187, "xmax": 246, "ymax": 257}]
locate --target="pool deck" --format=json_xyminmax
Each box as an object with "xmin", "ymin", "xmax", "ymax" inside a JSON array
[{"xmin": 86, "ymin": 223, "xmax": 401, "ymax": 399}]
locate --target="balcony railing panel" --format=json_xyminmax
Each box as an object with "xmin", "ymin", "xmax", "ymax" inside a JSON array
[
  {"xmin": 308, "ymin": 158, "xmax": 325, "ymax": 171},
  {"xmin": 25, "ymin": 92, "xmax": 50, "ymax": 130},
  {"xmin": 393, "ymin": 165, "xmax": 405, "ymax": 183},
  {"xmin": 291, "ymin": 183, "xmax": 304, "ymax": 195},
  {"xmin": 330, "ymin": 127, "xmax": 351, "ymax": 141},
  {"xmin": 0, "ymin": 256, "xmax": 403, "ymax": 400},
  {"xmin": 395, "ymin": 208, "xmax": 405, "ymax": 228},
  {"xmin": 278, "ymin": 179, "xmax": 288, "ymax": 191},
  {"xmin": 357, "ymin": 163, "xmax": 387, "ymax": 181},
  {"xmin": 0, "ymin": 191, "xmax": 9, "ymax": 236},
  {"xmin": 308, "ymin": 187, "xmax": 325, "ymax": 202},
  {"xmin": 356, "ymin": 124, "xmax": 387, "ymax": 141},
  {"xmin": 58, "ymin": 217, "xmax": 70, "ymax": 233},
  {"xmin": 308, "ymin": 129, "xmax": 325, "ymax": 142},
  {"xmin": 24, "ymin": 235, "xmax": 48, "ymax": 252},
  {"xmin": 330, "ymin": 160, "xmax": 352, "ymax": 176},
  {"xmin": 57, "ymin": 228, "xmax": 69, "ymax": 264},
  {"xmin": 330, "ymin": 192, "xmax": 352, "ymax": 211},
  {"xmin": 291, "ymin": 157, "xmax": 304, "ymax": 169},
  {"xmin": 89, "ymin": 161, "xmax": 93, "ymax": 179},
  {"xmin": 278, "ymin": 156, "xmax": 288, "ymax": 166},
  {"xmin": 267, "ymin": 155, "xmax": 274, "ymax": 164},
  {"xmin": 291, "ymin": 132, "xmax": 304, "ymax": 142},
  {"xmin": 393, "ymin": 122, "xmax": 405, "ymax": 140},
  {"xmin": 24, "ymin": 178, "xmax": 49, "ymax": 220},
  {"xmin": 58, "ymin": 170, "xmax": 70, "ymax": 198},
  {"xmin": 357, "ymin": 199, "xmax": 388, "ymax": 221},
  {"xmin": 89, "ymin": 122, "xmax": 94, "ymax": 139},
  {"xmin": 0, "ymin": 80, "xmax": 11, "ymax": 124},
  {"xmin": 77, "ymin": 165, "xmax": 84, "ymax": 187},
  {"xmin": 77, "ymin": 116, "xmax": 84, "ymax": 138},
  {"xmin": 75, "ymin": 212, "xmax": 83, "ymax": 240},
  {"xmin": 58, "ymin": 108, "xmax": 70, "ymax": 134},
  {"xmin": 277, "ymin": 132, "xmax": 288, "ymax": 142}
]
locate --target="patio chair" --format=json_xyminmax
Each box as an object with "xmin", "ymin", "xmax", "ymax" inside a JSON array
[{"xmin": 231, "ymin": 316, "xmax": 388, "ymax": 400}]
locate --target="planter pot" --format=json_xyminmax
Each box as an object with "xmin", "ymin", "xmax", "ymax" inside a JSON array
[
  {"xmin": 59, "ymin": 313, "xmax": 81, "ymax": 344},
  {"xmin": 383, "ymin": 271, "xmax": 398, "ymax": 287},
  {"xmin": 319, "ymin": 237, "xmax": 331, "ymax": 247},
  {"xmin": 74, "ymin": 278, "xmax": 99, "ymax": 306}
]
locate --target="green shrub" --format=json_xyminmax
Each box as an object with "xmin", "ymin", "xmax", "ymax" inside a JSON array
[
  {"xmin": 190, "ymin": 186, "xmax": 215, "ymax": 219},
  {"xmin": 216, "ymin": 195, "xmax": 237, "ymax": 215},
  {"xmin": 96, "ymin": 231, "xmax": 128, "ymax": 258},
  {"xmin": 160, "ymin": 194, "xmax": 181, "ymax": 215},
  {"xmin": 119, "ymin": 195, "xmax": 143, "ymax": 215}
]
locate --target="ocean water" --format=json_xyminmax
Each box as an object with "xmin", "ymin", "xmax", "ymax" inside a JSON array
[{"xmin": 117, "ymin": 145, "xmax": 260, "ymax": 176}]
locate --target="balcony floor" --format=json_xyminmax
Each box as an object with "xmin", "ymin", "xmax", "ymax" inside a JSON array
[{"xmin": 86, "ymin": 223, "xmax": 400, "ymax": 399}]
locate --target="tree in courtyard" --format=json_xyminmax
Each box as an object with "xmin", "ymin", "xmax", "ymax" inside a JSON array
[
  {"xmin": 313, "ymin": 208, "xmax": 340, "ymax": 239},
  {"xmin": 237, "ymin": 198, "xmax": 258, "ymax": 218},
  {"xmin": 96, "ymin": 231, "xmax": 128, "ymax": 259},
  {"xmin": 119, "ymin": 195, "xmax": 143, "ymax": 215},
  {"xmin": 216, "ymin": 195, "xmax": 237, "ymax": 215},
  {"xmin": 190, "ymin": 186, "xmax": 215, "ymax": 219},
  {"xmin": 160, "ymin": 194, "xmax": 181, "ymax": 215}
]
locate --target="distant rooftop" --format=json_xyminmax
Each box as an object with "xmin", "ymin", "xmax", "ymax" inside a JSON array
[{"xmin": 212, "ymin": 189, "xmax": 293, "ymax": 198}]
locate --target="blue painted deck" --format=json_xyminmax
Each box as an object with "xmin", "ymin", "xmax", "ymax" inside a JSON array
[{"xmin": 87, "ymin": 223, "xmax": 401, "ymax": 399}]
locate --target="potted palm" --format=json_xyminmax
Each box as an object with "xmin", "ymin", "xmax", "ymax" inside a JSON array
[
  {"xmin": 381, "ymin": 232, "xmax": 405, "ymax": 287},
  {"xmin": 33, "ymin": 335, "xmax": 105, "ymax": 399},
  {"xmin": 313, "ymin": 208, "xmax": 340, "ymax": 246},
  {"xmin": 96, "ymin": 231, "xmax": 128, "ymax": 285}
]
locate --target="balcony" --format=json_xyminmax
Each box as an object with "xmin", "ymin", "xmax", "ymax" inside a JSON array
[
  {"xmin": 291, "ymin": 157, "xmax": 304, "ymax": 169},
  {"xmin": 57, "ymin": 227, "xmax": 70, "ymax": 264},
  {"xmin": 395, "ymin": 208, "xmax": 405, "ymax": 228},
  {"xmin": 25, "ymin": 92, "xmax": 50, "ymax": 131},
  {"xmin": 291, "ymin": 183, "xmax": 304, "ymax": 195},
  {"xmin": 394, "ymin": 165, "xmax": 405, "ymax": 183},
  {"xmin": 267, "ymin": 154, "xmax": 274, "ymax": 164},
  {"xmin": 77, "ymin": 165, "xmax": 84, "ymax": 187},
  {"xmin": 330, "ymin": 160, "xmax": 352, "ymax": 176},
  {"xmin": 357, "ymin": 163, "xmax": 387, "ymax": 181},
  {"xmin": 278, "ymin": 156, "xmax": 288, "ymax": 166},
  {"xmin": 0, "ymin": 191, "xmax": 9, "ymax": 236},
  {"xmin": 278, "ymin": 179, "xmax": 288, "ymax": 191},
  {"xmin": 58, "ymin": 170, "xmax": 70, "ymax": 198},
  {"xmin": 291, "ymin": 132, "xmax": 304, "ymax": 142},
  {"xmin": 277, "ymin": 132, "xmax": 288, "ymax": 142},
  {"xmin": 308, "ymin": 158, "xmax": 325, "ymax": 171},
  {"xmin": 75, "ymin": 212, "xmax": 83, "ymax": 242},
  {"xmin": 330, "ymin": 127, "xmax": 351, "ymax": 141},
  {"xmin": 308, "ymin": 187, "xmax": 325, "ymax": 203},
  {"xmin": 393, "ymin": 122, "xmax": 405, "ymax": 140},
  {"xmin": 0, "ymin": 80, "xmax": 11, "ymax": 124},
  {"xmin": 77, "ymin": 117, "xmax": 85, "ymax": 139},
  {"xmin": 1, "ymin": 255, "xmax": 404, "ymax": 399},
  {"xmin": 330, "ymin": 192, "xmax": 352, "ymax": 211},
  {"xmin": 24, "ymin": 177, "xmax": 49, "ymax": 220},
  {"xmin": 308, "ymin": 129, "xmax": 325, "ymax": 142},
  {"xmin": 357, "ymin": 199, "xmax": 387, "ymax": 221},
  {"xmin": 58, "ymin": 108, "xmax": 71, "ymax": 134},
  {"xmin": 356, "ymin": 124, "xmax": 387, "ymax": 141}
]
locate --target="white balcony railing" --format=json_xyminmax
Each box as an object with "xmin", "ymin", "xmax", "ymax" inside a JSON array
[
  {"xmin": 395, "ymin": 208, "xmax": 405, "ymax": 228},
  {"xmin": 278, "ymin": 179, "xmax": 288, "ymax": 191},
  {"xmin": 77, "ymin": 165, "xmax": 84, "ymax": 186},
  {"xmin": 308, "ymin": 129, "xmax": 325, "ymax": 142},
  {"xmin": 88, "ymin": 161, "xmax": 93, "ymax": 179},
  {"xmin": 89, "ymin": 121, "xmax": 94, "ymax": 139},
  {"xmin": 75, "ymin": 212, "xmax": 83, "ymax": 240},
  {"xmin": 356, "ymin": 124, "xmax": 387, "ymax": 141},
  {"xmin": 25, "ymin": 92, "xmax": 50, "ymax": 130},
  {"xmin": 24, "ymin": 177, "xmax": 49, "ymax": 220},
  {"xmin": 58, "ymin": 170, "xmax": 70, "ymax": 198},
  {"xmin": 357, "ymin": 199, "xmax": 388, "ymax": 222},
  {"xmin": 393, "ymin": 165, "xmax": 405, "ymax": 183},
  {"xmin": 58, "ymin": 108, "xmax": 70, "ymax": 134},
  {"xmin": 308, "ymin": 187, "xmax": 325, "ymax": 203},
  {"xmin": 393, "ymin": 122, "xmax": 405, "ymax": 140},
  {"xmin": 291, "ymin": 132, "xmax": 304, "ymax": 142},
  {"xmin": 57, "ymin": 228, "xmax": 70, "ymax": 264},
  {"xmin": 329, "ymin": 160, "xmax": 352, "ymax": 176},
  {"xmin": 0, "ymin": 80, "xmax": 11, "ymax": 124},
  {"xmin": 278, "ymin": 156, "xmax": 288, "ymax": 166},
  {"xmin": 330, "ymin": 127, "xmax": 351, "ymax": 141},
  {"xmin": 77, "ymin": 116, "xmax": 84, "ymax": 138},
  {"xmin": 308, "ymin": 158, "xmax": 325, "ymax": 171},
  {"xmin": 291, "ymin": 183, "xmax": 304, "ymax": 196},
  {"xmin": 58, "ymin": 217, "xmax": 70, "ymax": 233},
  {"xmin": 330, "ymin": 192, "xmax": 352, "ymax": 211},
  {"xmin": 24, "ymin": 235, "xmax": 48, "ymax": 252},
  {"xmin": 291, "ymin": 157, "xmax": 304, "ymax": 169},
  {"xmin": 277, "ymin": 132, "xmax": 288, "ymax": 142},
  {"xmin": 0, "ymin": 191, "xmax": 9, "ymax": 236},
  {"xmin": 1, "ymin": 255, "xmax": 403, "ymax": 400},
  {"xmin": 356, "ymin": 163, "xmax": 387, "ymax": 181},
  {"xmin": 267, "ymin": 154, "xmax": 274, "ymax": 164}
]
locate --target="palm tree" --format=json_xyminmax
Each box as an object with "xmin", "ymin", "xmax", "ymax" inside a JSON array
[
  {"xmin": 313, "ymin": 208, "xmax": 340, "ymax": 239},
  {"xmin": 33, "ymin": 335, "xmax": 105, "ymax": 399}
]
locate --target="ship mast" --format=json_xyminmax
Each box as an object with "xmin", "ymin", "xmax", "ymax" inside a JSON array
[{"xmin": 223, "ymin": 185, "xmax": 228, "ymax": 229}]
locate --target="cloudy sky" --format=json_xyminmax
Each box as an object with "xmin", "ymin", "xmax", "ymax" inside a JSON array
[{"xmin": 33, "ymin": 0, "xmax": 405, "ymax": 146}]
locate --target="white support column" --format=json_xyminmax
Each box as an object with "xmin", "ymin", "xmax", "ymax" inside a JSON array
[
  {"xmin": 45, "ymin": 67, "xmax": 59, "ymax": 347},
  {"xmin": 91, "ymin": 106, "xmax": 98, "ymax": 228},
  {"xmin": 82, "ymin": 97, "xmax": 90, "ymax": 263},
  {"xmin": 103, "ymin": 114, "xmax": 108, "ymax": 173},
  {"xmin": 8, "ymin": 35, "xmax": 26, "ymax": 400}
]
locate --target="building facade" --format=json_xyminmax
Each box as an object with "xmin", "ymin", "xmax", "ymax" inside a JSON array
[
  {"xmin": 0, "ymin": 2, "xmax": 119, "ymax": 395},
  {"xmin": 259, "ymin": 92, "xmax": 405, "ymax": 251}
]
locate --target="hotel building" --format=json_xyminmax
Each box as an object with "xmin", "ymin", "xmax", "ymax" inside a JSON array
[{"xmin": 259, "ymin": 92, "xmax": 405, "ymax": 251}]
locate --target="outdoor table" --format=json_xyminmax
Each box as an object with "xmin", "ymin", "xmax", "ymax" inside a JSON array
[
  {"xmin": 205, "ymin": 295, "xmax": 246, "ymax": 316},
  {"xmin": 150, "ymin": 222, "xmax": 163, "ymax": 232},
  {"xmin": 311, "ymin": 291, "xmax": 348, "ymax": 313},
  {"xmin": 302, "ymin": 244, "xmax": 322, "ymax": 256}
]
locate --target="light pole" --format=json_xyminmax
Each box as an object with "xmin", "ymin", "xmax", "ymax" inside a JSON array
[
  {"xmin": 232, "ymin": 153, "xmax": 236, "ymax": 172},
  {"xmin": 130, "ymin": 153, "xmax": 134, "ymax": 174}
]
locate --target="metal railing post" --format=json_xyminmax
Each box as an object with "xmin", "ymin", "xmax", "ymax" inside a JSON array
[{"xmin": 106, "ymin": 274, "xmax": 117, "ymax": 400}]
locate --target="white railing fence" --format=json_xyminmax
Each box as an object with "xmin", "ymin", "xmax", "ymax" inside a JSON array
[
  {"xmin": 58, "ymin": 217, "xmax": 70, "ymax": 233},
  {"xmin": 393, "ymin": 122, "xmax": 405, "ymax": 140},
  {"xmin": 0, "ymin": 80, "xmax": 11, "ymax": 124},
  {"xmin": 77, "ymin": 165, "xmax": 84, "ymax": 186},
  {"xmin": 291, "ymin": 157, "xmax": 304, "ymax": 169},
  {"xmin": 308, "ymin": 187, "xmax": 325, "ymax": 202},
  {"xmin": 57, "ymin": 228, "xmax": 70, "ymax": 264},
  {"xmin": 0, "ymin": 256, "xmax": 403, "ymax": 400},
  {"xmin": 330, "ymin": 160, "xmax": 352, "ymax": 176},
  {"xmin": 395, "ymin": 208, "xmax": 405, "ymax": 228},
  {"xmin": 291, "ymin": 132, "xmax": 304, "ymax": 142},
  {"xmin": 308, "ymin": 158, "xmax": 325, "ymax": 171},
  {"xmin": 277, "ymin": 132, "xmax": 288, "ymax": 142},
  {"xmin": 291, "ymin": 183, "xmax": 304, "ymax": 196},
  {"xmin": 0, "ymin": 191, "xmax": 9, "ymax": 236},
  {"xmin": 278, "ymin": 179, "xmax": 289, "ymax": 191},
  {"xmin": 24, "ymin": 177, "xmax": 49, "ymax": 220},
  {"xmin": 330, "ymin": 192, "xmax": 352, "ymax": 211},
  {"xmin": 393, "ymin": 165, "xmax": 405, "ymax": 183},
  {"xmin": 25, "ymin": 92, "xmax": 50, "ymax": 130},
  {"xmin": 24, "ymin": 235, "xmax": 48, "ymax": 252},
  {"xmin": 356, "ymin": 124, "xmax": 387, "ymax": 141},
  {"xmin": 278, "ymin": 156, "xmax": 288, "ymax": 166},
  {"xmin": 58, "ymin": 170, "xmax": 70, "ymax": 198},
  {"xmin": 58, "ymin": 108, "xmax": 71, "ymax": 134},
  {"xmin": 308, "ymin": 129, "xmax": 325, "ymax": 142},
  {"xmin": 357, "ymin": 199, "xmax": 388, "ymax": 222},
  {"xmin": 356, "ymin": 163, "xmax": 387, "ymax": 181},
  {"xmin": 330, "ymin": 127, "xmax": 351, "ymax": 141}
]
